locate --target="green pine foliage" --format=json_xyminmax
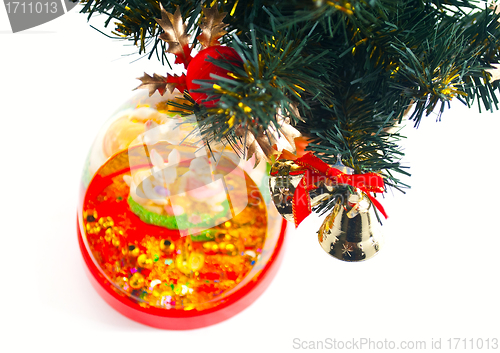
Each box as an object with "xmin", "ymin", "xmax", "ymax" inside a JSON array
[{"xmin": 74, "ymin": 0, "xmax": 500, "ymax": 200}]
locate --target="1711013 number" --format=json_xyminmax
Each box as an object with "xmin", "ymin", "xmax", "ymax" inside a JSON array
[{"xmin": 5, "ymin": 2, "xmax": 58, "ymax": 14}]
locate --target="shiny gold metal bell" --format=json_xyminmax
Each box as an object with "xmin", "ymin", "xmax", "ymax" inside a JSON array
[
  {"xmin": 318, "ymin": 202, "xmax": 383, "ymax": 262},
  {"xmin": 269, "ymin": 159, "xmax": 335, "ymax": 222},
  {"xmin": 269, "ymin": 160, "xmax": 303, "ymax": 222}
]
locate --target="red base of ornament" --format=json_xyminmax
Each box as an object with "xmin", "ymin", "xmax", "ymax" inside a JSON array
[{"xmin": 77, "ymin": 216, "xmax": 287, "ymax": 330}]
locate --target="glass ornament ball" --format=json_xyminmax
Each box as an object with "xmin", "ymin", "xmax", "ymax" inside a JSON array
[{"xmin": 77, "ymin": 91, "xmax": 286, "ymax": 329}]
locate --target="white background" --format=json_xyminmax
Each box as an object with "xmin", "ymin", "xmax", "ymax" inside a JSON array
[{"xmin": 1, "ymin": 5, "xmax": 499, "ymax": 353}]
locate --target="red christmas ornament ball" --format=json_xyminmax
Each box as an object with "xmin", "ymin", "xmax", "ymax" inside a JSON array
[{"xmin": 186, "ymin": 46, "xmax": 242, "ymax": 107}]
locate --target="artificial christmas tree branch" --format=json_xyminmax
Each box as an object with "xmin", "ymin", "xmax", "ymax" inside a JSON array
[{"xmin": 73, "ymin": 0, "xmax": 500, "ymax": 219}]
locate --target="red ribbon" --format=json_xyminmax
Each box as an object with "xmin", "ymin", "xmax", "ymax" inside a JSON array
[{"xmin": 277, "ymin": 153, "xmax": 387, "ymax": 227}]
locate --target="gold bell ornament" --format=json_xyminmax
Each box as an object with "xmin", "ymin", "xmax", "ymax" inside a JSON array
[
  {"xmin": 269, "ymin": 159, "xmax": 336, "ymax": 222},
  {"xmin": 317, "ymin": 191, "xmax": 384, "ymax": 262},
  {"xmin": 270, "ymin": 153, "xmax": 387, "ymax": 262}
]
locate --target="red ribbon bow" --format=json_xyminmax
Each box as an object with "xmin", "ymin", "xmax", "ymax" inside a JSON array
[{"xmin": 278, "ymin": 153, "xmax": 388, "ymax": 227}]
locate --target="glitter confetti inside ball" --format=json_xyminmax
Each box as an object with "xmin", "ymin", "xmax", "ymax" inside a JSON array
[{"xmin": 77, "ymin": 91, "xmax": 286, "ymax": 329}]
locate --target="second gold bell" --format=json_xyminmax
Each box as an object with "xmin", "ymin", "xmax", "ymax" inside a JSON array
[{"xmin": 317, "ymin": 199, "xmax": 384, "ymax": 262}]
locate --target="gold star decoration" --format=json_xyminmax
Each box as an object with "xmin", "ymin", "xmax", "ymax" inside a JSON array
[
  {"xmin": 156, "ymin": 5, "xmax": 192, "ymax": 66},
  {"xmin": 135, "ymin": 73, "xmax": 168, "ymax": 96},
  {"xmin": 235, "ymin": 115, "xmax": 302, "ymax": 167},
  {"xmin": 197, "ymin": 5, "xmax": 229, "ymax": 49},
  {"xmin": 135, "ymin": 73, "xmax": 187, "ymax": 96}
]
